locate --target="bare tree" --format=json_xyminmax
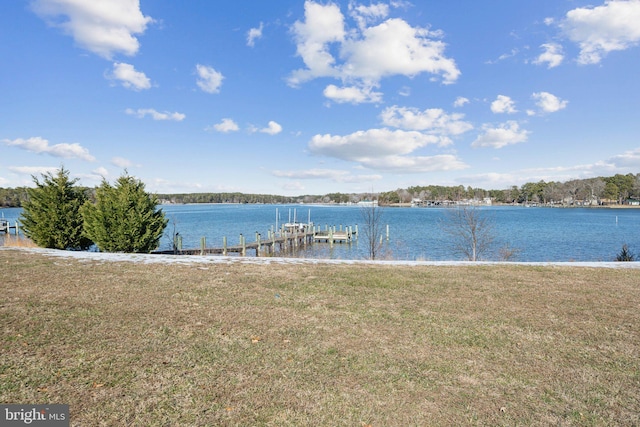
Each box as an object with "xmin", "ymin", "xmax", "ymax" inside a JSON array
[
  {"xmin": 440, "ymin": 205, "xmax": 495, "ymax": 261},
  {"xmin": 360, "ymin": 199, "xmax": 385, "ymax": 260},
  {"xmin": 583, "ymin": 178, "xmax": 605, "ymax": 205}
]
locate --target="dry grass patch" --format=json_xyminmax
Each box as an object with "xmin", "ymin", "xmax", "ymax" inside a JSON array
[
  {"xmin": 1, "ymin": 249, "xmax": 639, "ymax": 426},
  {"xmin": 1, "ymin": 234, "xmax": 39, "ymax": 248}
]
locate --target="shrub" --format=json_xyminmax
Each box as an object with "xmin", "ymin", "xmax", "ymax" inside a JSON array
[
  {"xmin": 616, "ymin": 244, "xmax": 636, "ymax": 262},
  {"xmin": 19, "ymin": 167, "xmax": 93, "ymax": 250},
  {"xmin": 81, "ymin": 174, "xmax": 167, "ymax": 253}
]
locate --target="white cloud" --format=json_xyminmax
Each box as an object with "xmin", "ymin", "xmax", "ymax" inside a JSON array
[
  {"xmin": 531, "ymin": 92, "xmax": 568, "ymax": 114},
  {"xmin": 125, "ymin": 108, "xmax": 185, "ymax": 121},
  {"xmin": 349, "ymin": 2, "xmax": 389, "ymax": 30},
  {"xmin": 272, "ymin": 168, "xmax": 382, "ymax": 183},
  {"xmin": 282, "ymin": 181, "xmax": 306, "ymax": 192},
  {"xmin": 8, "ymin": 166, "xmax": 59, "ymax": 176},
  {"xmin": 341, "ymin": 18, "xmax": 460, "ymax": 84},
  {"xmin": 534, "ymin": 43, "xmax": 564, "ymax": 68},
  {"xmin": 398, "ymin": 86, "xmax": 411, "ymax": 97},
  {"xmin": 109, "ymin": 62, "xmax": 151, "ymax": 90},
  {"xmin": 309, "ymin": 128, "xmax": 440, "ymax": 160},
  {"xmin": 356, "ymin": 154, "xmax": 468, "ymax": 173},
  {"xmin": 453, "ymin": 96, "xmax": 470, "ymax": 108},
  {"xmin": 92, "ymin": 167, "xmax": 109, "ymax": 177},
  {"xmin": 337, "ymin": 173, "xmax": 384, "ymax": 183},
  {"xmin": 472, "ymin": 121, "xmax": 530, "ymax": 149},
  {"xmin": 111, "ymin": 157, "xmax": 136, "ymax": 168},
  {"xmin": 289, "ymin": 1, "xmax": 460, "ymax": 102},
  {"xmin": 460, "ymin": 147, "xmax": 640, "ymax": 188},
  {"xmin": 486, "ymin": 48, "xmax": 520, "ymax": 64},
  {"xmin": 247, "ymin": 22, "xmax": 264, "ymax": 47},
  {"xmin": 559, "ymin": 0, "xmax": 640, "ymax": 64},
  {"xmin": 273, "ymin": 169, "xmax": 346, "ymax": 179},
  {"xmin": 606, "ymin": 147, "xmax": 640, "ymax": 168},
  {"xmin": 390, "ymin": 0, "xmax": 412, "ymax": 9},
  {"xmin": 323, "ymin": 84, "xmax": 382, "ymax": 104},
  {"xmin": 307, "ymin": 128, "xmax": 467, "ymax": 172},
  {"xmin": 3, "ymin": 136, "xmax": 95, "ymax": 161},
  {"xmin": 31, "ymin": 0, "xmax": 153, "ymax": 59},
  {"xmin": 380, "ymin": 105, "xmax": 473, "ymax": 138},
  {"xmin": 146, "ymin": 178, "xmax": 214, "ymax": 194},
  {"xmin": 260, "ymin": 121, "xmax": 283, "ymax": 135},
  {"xmin": 196, "ymin": 64, "xmax": 224, "ymax": 94},
  {"xmin": 210, "ymin": 118, "xmax": 239, "ymax": 133},
  {"xmin": 74, "ymin": 167, "xmax": 111, "ymax": 183},
  {"xmin": 490, "ymin": 95, "xmax": 517, "ymax": 114},
  {"xmin": 289, "ymin": 1, "xmax": 345, "ymax": 86}
]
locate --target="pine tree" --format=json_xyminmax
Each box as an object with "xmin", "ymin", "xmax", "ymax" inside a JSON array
[
  {"xmin": 20, "ymin": 167, "xmax": 93, "ymax": 250},
  {"xmin": 81, "ymin": 174, "xmax": 167, "ymax": 253},
  {"xmin": 616, "ymin": 244, "xmax": 636, "ymax": 262}
]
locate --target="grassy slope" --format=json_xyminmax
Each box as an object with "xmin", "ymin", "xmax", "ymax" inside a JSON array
[{"xmin": 1, "ymin": 249, "xmax": 638, "ymax": 426}]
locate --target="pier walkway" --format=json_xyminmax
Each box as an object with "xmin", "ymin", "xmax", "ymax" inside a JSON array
[{"xmin": 153, "ymin": 226, "xmax": 356, "ymax": 257}]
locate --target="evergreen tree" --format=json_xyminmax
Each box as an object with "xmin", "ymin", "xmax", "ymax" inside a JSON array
[
  {"xmin": 82, "ymin": 174, "xmax": 168, "ymax": 253},
  {"xmin": 616, "ymin": 244, "xmax": 635, "ymax": 262},
  {"xmin": 20, "ymin": 167, "xmax": 93, "ymax": 250}
]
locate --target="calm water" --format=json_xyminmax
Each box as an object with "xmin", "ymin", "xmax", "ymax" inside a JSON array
[{"xmin": 2, "ymin": 204, "xmax": 639, "ymax": 261}]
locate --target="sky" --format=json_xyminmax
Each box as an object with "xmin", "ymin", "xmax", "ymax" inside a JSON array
[{"xmin": 2, "ymin": 0, "xmax": 640, "ymax": 196}]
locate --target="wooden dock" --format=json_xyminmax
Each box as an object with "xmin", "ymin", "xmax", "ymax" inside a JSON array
[
  {"xmin": 153, "ymin": 230, "xmax": 317, "ymax": 257},
  {"xmin": 313, "ymin": 230, "xmax": 353, "ymax": 243},
  {"xmin": 0, "ymin": 219, "xmax": 19, "ymax": 235},
  {"xmin": 152, "ymin": 225, "xmax": 357, "ymax": 257}
]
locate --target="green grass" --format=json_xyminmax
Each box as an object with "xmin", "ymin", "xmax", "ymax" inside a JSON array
[{"xmin": 1, "ymin": 249, "xmax": 639, "ymax": 426}]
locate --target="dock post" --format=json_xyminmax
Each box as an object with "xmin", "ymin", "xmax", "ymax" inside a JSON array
[
  {"xmin": 272, "ymin": 232, "xmax": 276, "ymax": 254},
  {"xmin": 200, "ymin": 237, "xmax": 206, "ymax": 255},
  {"xmin": 355, "ymin": 224, "xmax": 358, "ymax": 240},
  {"xmin": 240, "ymin": 234, "xmax": 246, "ymax": 256},
  {"xmin": 329, "ymin": 228, "xmax": 334, "ymax": 247},
  {"xmin": 223, "ymin": 236, "xmax": 227, "ymax": 256},
  {"xmin": 257, "ymin": 233, "xmax": 261, "ymax": 257},
  {"xmin": 386, "ymin": 224, "xmax": 389, "ymax": 241}
]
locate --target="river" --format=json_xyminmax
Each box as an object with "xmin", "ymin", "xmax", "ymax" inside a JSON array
[{"xmin": 2, "ymin": 204, "xmax": 639, "ymax": 262}]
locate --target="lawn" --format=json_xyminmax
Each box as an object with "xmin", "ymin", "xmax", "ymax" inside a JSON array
[{"xmin": 1, "ymin": 249, "xmax": 638, "ymax": 426}]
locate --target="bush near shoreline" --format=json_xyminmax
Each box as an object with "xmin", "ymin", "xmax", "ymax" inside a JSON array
[{"xmin": 1, "ymin": 249, "xmax": 639, "ymax": 426}]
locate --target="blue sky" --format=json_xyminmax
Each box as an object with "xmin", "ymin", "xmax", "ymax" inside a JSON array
[{"xmin": 2, "ymin": 0, "xmax": 640, "ymax": 196}]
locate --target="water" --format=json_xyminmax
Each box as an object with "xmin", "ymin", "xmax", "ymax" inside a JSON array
[
  {"xmin": 160, "ymin": 204, "xmax": 639, "ymax": 262},
  {"xmin": 2, "ymin": 204, "xmax": 639, "ymax": 262}
]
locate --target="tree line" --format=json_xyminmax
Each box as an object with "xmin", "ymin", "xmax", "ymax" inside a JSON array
[
  {"xmin": 157, "ymin": 192, "xmax": 297, "ymax": 205},
  {"xmin": 380, "ymin": 173, "xmax": 640, "ymax": 206},
  {"xmin": 2, "ymin": 172, "xmax": 638, "ymax": 208}
]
